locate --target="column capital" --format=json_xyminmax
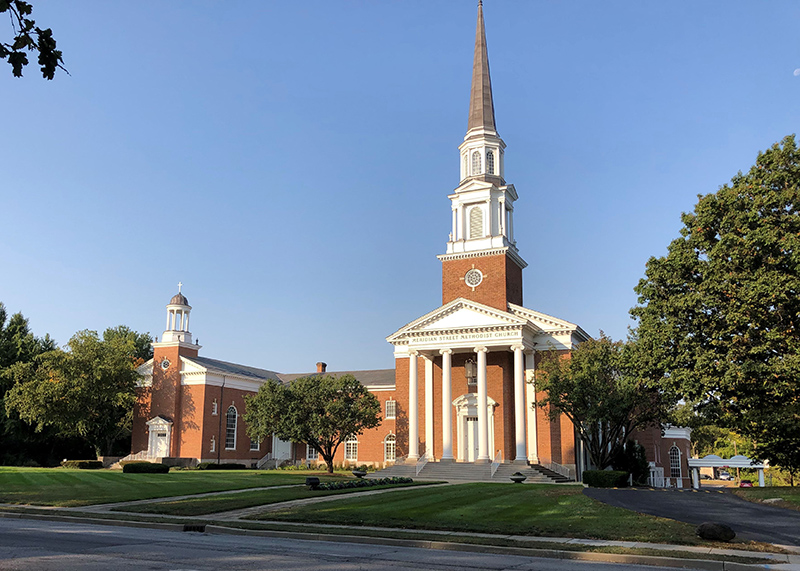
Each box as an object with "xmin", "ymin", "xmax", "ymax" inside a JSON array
[
  {"xmin": 474, "ymin": 346, "xmax": 489, "ymax": 354},
  {"xmin": 510, "ymin": 343, "xmax": 525, "ymax": 352},
  {"xmin": 439, "ymin": 348, "xmax": 453, "ymax": 356},
  {"xmin": 408, "ymin": 349, "xmax": 419, "ymax": 357}
]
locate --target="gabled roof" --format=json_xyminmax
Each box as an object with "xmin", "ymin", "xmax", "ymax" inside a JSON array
[
  {"xmin": 188, "ymin": 356, "xmax": 282, "ymax": 381},
  {"xmin": 508, "ymin": 303, "xmax": 591, "ymax": 341},
  {"xmin": 387, "ymin": 298, "xmax": 533, "ymax": 342},
  {"xmin": 278, "ymin": 369, "xmax": 395, "ymax": 389}
]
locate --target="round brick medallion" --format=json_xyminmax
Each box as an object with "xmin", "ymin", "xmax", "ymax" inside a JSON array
[{"xmin": 464, "ymin": 268, "xmax": 483, "ymax": 287}]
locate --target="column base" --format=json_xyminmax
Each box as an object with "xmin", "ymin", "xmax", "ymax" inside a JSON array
[
  {"xmin": 439, "ymin": 457, "xmax": 455, "ymax": 463},
  {"xmin": 475, "ymin": 458, "xmax": 490, "ymax": 464},
  {"xmin": 513, "ymin": 458, "xmax": 529, "ymax": 466},
  {"xmin": 407, "ymin": 455, "xmax": 419, "ymax": 461}
]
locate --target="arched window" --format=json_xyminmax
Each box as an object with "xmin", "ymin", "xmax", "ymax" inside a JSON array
[
  {"xmin": 469, "ymin": 206, "xmax": 483, "ymax": 239},
  {"xmin": 669, "ymin": 445, "xmax": 681, "ymax": 479},
  {"xmin": 210, "ymin": 435, "xmax": 216, "ymax": 453},
  {"xmin": 344, "ymin": 435, "xmax": 358, "ymax": 462},
  {"xmin": 486, "ymin": 150, "xmax": 494, "ymax": 175},
  {"xmin": 471, "ymin": 150, "xmax": 481, "ymax": 175},
  {"xmin": 384, "ymin": 434, "xmax": 396, "ymax": 462},
  {"xmin": 225, "ymin": 406, "xmax": 237, "ymax": 450},
  {"xmin": 462, "ymin": 154, "xmax": 468, "ymax": 179}
]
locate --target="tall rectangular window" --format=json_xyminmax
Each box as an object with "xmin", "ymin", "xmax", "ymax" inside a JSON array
[
  {"xmin": 225, "ymin": 406, "xmax": 237, "ymax": 450},
  {"xmin": 306, "ymin": 444, "xmax": 319, "ymax": 461},
  {"xmin": 249, "ymin": 439, "xmax": 260, "ymax": 451},
  {"xmin": 344, "ymin": 437, "xmax": 358, "ymax": 462},
  {"xmin": 385, "ymin": 400, "xmax": 396, "ymax": 419}
]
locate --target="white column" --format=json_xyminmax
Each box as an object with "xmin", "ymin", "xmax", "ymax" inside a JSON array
[
  {"xmin": 525, "ymin": 351, "xmax": 538, "ymax": 463},
  {"xmin": 509, "ymin": 207, "xmax": 515, "ymax": 243},
  {"xmin": 185, "ymin": 312, "xmax": 190, "ymax": 332},
  {"xmin": 758, "ymin": 468, "xmax": 765, "ymax": 487},
  {"xmin": 451, "ymin": 207, "xmax": 457, "ymax": 241},
  {"xmin": 440, "ymin": 349, "xmax": 454, "ymax": 461},
  {"xmin": 512, "ymin": 344, "xmax": 527, "ymax": 463},
  {"xmin": 424, "ymin": 355, "xmax": 434, "ymax": 460},
  {"xmin": 476, "ymin": 346, "xmax": 489, "ymax": 462},
  {"xmin": 499, "ymin": 200, "xmax": 506, "ymax": 236},
  {"xmin": 165, "ymin": 310, "xmax": 171, "ymax": 331},
  {"xmin": 407, "ymin": 350, "xmax": 419, "ymax": 460}
]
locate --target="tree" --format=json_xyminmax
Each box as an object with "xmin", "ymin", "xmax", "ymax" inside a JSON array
[
  {"xmin": 535, "ymin": 334, "xmax": 669, "ymax": 470},
  {"xmin": 632, "ymin": 135, "xmax": 800, "ymax": 473},
  {"xmin": 243, "ymin": 374, "xmax": 382, "ymax": 474},
  {"xmin": 1, "ymin": 1, "xmax": 65, "ymax": 78},
  {"xmin": 4, "ymin": 328, "xmax": 143, "ymax": 456},
  {"xmin": 102, "ymin": 325, "xmax": 153, "ymax": 364}
]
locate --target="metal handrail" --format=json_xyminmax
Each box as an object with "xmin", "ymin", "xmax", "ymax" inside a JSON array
[
  {"xmin": 540, "ymin": 460, "xmax": 573, "ymax": 480},
  {"xmin": 415, "ymin": 452, "xmax": 429, "ymax": 476},
  {"xmin": 490, "ymin": 450, "xmax": 503, "ymax": 477},
  {"xmin": 256, "ymin": 452, "xmax": 273, "ymax": 470}
]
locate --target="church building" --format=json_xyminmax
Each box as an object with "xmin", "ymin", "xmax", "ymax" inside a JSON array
[{"xmin": 129, "ymin": 3, "xmax": 691, "ymax": 486}]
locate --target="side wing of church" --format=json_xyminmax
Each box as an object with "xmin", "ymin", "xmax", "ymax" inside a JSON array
[{"xmin": 128, "ymin": 3, "xmax": 692, "ymax": 486}]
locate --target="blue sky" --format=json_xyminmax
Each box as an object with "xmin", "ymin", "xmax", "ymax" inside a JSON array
[{"xmin": 1, "ymin": 1, "xmax": 798, "ymax": 373}]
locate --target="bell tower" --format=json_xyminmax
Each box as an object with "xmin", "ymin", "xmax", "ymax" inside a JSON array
[{"xmin": 439, "ymin": 1, "xmax": 526, "ymax": 311}]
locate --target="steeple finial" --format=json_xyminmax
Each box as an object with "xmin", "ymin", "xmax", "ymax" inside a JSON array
[
  {"xmin": 467, "ymin": 0, "xmax": 496, "ymax": 133},
  {"xmin": 177, "ymin": 281, "xmax": 183, "ymax": 293}
]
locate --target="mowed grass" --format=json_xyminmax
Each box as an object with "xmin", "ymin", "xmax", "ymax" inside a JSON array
[
  {"xmin": 0, "ymin": 467, "xmax": 349, "ymax": 507},
  {"xmin": 258, "ymin": 483, "xmax": 703, "ymax": 544},
  {"xmin": 114, "ymin": 481, "xmax": 428, "ymax": 516},
  {"xmin": 735, "ymin": 486, "xmax": 800, "ymax": 509}
]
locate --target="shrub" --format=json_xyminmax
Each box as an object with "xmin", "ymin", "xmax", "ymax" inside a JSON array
[
  {"xmin": 122, "ymin": 462, "xmax": 170, "ymax": 474},
  {"xmin": 612, "ymin": 440, "xmax": 650, "ymax": 485},
  {"xmin": 315, "ymin": 476, "xmax": 412, "ymax": 491},
  {"xmin": 61, "ymin": 460, "xmax": 103, "ymax": 470},
  {"xmin": 196, "ymin": 462, "xmax": 247, "ymax": 470},
  {"xmin": 583, "ymin": 470, "xmax": 629, "ymax": 488}
]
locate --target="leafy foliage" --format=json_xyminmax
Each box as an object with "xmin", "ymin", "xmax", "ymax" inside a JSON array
[
  {"xmin": 243, "ymin": 374, "xmax": 382, "ymax": 474},
  {"xmin": 314, "ymin": 476, "xmax": 413, "ymax": 491},
  {"xmin": 60, "ymin": 460, "xmax": 102, "ymax": 470},
  {"xmin": 122, "ymin": 462, "xmax": 170, "ymax": 474},
  {"xmin": 535, "ymin": 334, "xmax": 669, "ymax": 470},
  {"xmin": 611, "ymin": 440, "xmax": 650, "ymax": 485},
  {"xmin": 0, "ymin": 1, "xmax": 65, "ymax": 78},
  {"xmin": 4, "ymin": 328, "xmax": 143, "ymax": 456},
  {"xmin": 582, "ymin": 470, "xmax": 629, "ymax": 488},
  {"xmin": 632, "ymin": 135, "xmax": 800, "ymax": 472}
]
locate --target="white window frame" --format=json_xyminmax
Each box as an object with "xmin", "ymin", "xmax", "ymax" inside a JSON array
[
  {"xmin": 344, "ymin": 436, "xmax": 358, "ymax": 462},
  {"xmin": 211, "ymin": 398, "xmax": 218, "ymax": 416},
  {"xmin": 669, "ymin": 445, "xmax": 682, "ymax": 479},
  {"xmin": 384, "ymin": 434, "xmax": 396, "ymax": 462},
  {"xmin": 306, "ymin": 444, "xmax": 319, "ymax": 461},
  {"xmin": 469, "ymin": 206, "xmax": 483, "ymax": 239},
  {"xmin": 471, "ymin": 150, "xmax": 481, "ymax": 175},
  {"xmin": 486, "ymin": 149, "xmax": 494, "ymax": 175},
  {"xmin": 210, "ymin": 435, "xmax": 216, "ymax": 453},
  {"xmin": 385, "ymin": 400, "xmax": 396, "ymax": 420},
  {"xmin": 249, "ymin": 438, "xmax": 260, "ymax": 451},
  {"xmin": 225, "ymin": 405, "xmax": 237, "ymax": 450}
]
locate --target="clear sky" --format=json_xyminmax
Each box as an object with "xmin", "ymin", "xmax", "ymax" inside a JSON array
[{"xmin": 1, "ymin": 1, "xmax": 798, "ymax": 373}]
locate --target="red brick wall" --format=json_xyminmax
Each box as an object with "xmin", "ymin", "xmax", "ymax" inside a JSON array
[{"xmin": 442, "ymin": 253, "xmax": 523, "ymax": 310}]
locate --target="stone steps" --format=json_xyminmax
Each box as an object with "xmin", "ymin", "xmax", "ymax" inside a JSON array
[{"xmin": 371, "ymin": 461, "xmax": 572, "ymax": 484}]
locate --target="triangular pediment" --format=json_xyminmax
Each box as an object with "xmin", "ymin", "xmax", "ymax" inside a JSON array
[
  {"xmin": 508, "ymin": 303, "xmax": 590, "ymax": 341},
  {"xmin": 387, "ymin": 298, "xmax": 534, "ymax": 342}
]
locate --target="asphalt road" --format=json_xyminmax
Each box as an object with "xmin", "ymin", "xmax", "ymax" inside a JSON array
[
  {"xmin": 0, "ymin": 518, "xmax": 687, "ymax": 571},
  {"xmin": 584, "ymin": 487, "xmax": 800, "ymax": 546}
]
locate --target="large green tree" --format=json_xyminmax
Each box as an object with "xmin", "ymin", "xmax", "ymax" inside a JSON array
[
  {"xmin": 4, "ymin": 328, "xmax": 145, "ymax": 456},
  {"xmin": 536, "ymin": 334, "xmax": 669, "ymax": 470},
  {"xmin": 244, "ymin": 374, "xmax": 381, "ymax": 474},
  {"xmin": 1, "ymin": 1, "xmax": 64, "ymax": 78},
  {"xmin": 632, "ymin": 135, "xmax": 800, "ymax": 472}
]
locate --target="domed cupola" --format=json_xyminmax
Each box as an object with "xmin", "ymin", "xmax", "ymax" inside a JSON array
[{"xmin": 162, "ymin": 282, "xmax": 192, "ymax": 344}]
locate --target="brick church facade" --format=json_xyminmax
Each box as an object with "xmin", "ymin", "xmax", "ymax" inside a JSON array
[{"xmin": 130, "ymin": 3, "xmax": 691, "ymax": 485}]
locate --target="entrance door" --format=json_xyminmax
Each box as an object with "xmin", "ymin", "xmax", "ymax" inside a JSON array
[
  {"xmin": 154, "ymin": 431, "xmax": 168, "ymax": 457},
  {"xmin": 466, "ymin": 416, "xmax": 479, "ymax": 462}
]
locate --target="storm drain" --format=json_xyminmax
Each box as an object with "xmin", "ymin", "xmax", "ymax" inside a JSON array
[{"xmin": 182, "ymin": 524, "xmax": 206, "ymax": 533}]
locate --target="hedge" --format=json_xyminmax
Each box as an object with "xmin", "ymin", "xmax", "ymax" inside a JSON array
[
  {"xmin": 314, "ymin": 477, "xmax": 413, "ymax": 491},
  {"xmin": 61, "ymin": 460, "xmax": 103, "ymax": 470},
  {"xmin": 122, "ymin": 462, "xmax": 170, "ymax": 474},
  {"xmin": 582, "ymin": 470, "xmax": 629, "ymax": 488},
  {"xmin": 196, "ymin": 462, "xmax": 247, "ymax": 470}
]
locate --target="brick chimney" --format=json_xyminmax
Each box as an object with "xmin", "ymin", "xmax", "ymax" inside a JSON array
[{"xmin": 316, "ymin": 362, "xmax": 327, "ymax": 373}]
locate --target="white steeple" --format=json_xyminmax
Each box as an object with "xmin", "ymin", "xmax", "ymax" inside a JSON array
[
  {"xmin": 161, "ymin": 282, "xmax": 193, "ymax": 344},
  {"xmin": 441, "ymin": 2, "xmax": 525, "ymax": 269}
]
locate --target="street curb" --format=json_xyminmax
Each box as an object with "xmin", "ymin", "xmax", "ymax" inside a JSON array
[{"xmin": 0, "ymin": 510, "xmax": 776, "ymax": 570}]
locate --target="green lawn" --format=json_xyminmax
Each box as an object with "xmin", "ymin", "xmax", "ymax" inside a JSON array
[
  {"xmin": 0, "ymin": 467, "xmax": 349, "ymax": 507},
  {"xmin": 256, "ymin": 483, "xmax": 704, "ymax": 544},
  {"xmin": 734, "ymin": 486, "xmax": 800, "ymax": 509},
  {"xmin": 114, "ymin": 481, "xmax": 428, "ymax": 516}
]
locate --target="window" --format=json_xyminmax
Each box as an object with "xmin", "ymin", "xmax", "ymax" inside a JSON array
[
  {"xmin": 249, "ymin": 438, "xmax": 260, "ymax": 451},
  {"xmin": 469, "ymin": 207, "xmax": 483, "ymax": 239},
  {"xmin": 344, "ymin": 436, "xmax": 358, "ymax": 462},
  {"xmin": 462, "ymin": 154, "xmax": 468, "ymax": 179},
  {"xmin": 385, "ymin": 400, "xmax": 396, "ymax": 419},
  {"xmin": 211, "ymin": 398, "xmax": 218, "ymax": 416},
  {"xmin": 225, "ymin": 406, "xmax": 237, "ymax": 450},
  {"xmin": 669, "ymin": 445, "xmax": 681, "ymax": 479},
  {"xmin": 471, "ymin": 150, "xmax": 481, "ymax": 175},
  {"xmin": 210, "ymin": 436, "xmax": 216, "ymax": 453},
  {"xmin": 306, "ymin": 444, "xmax": 319, "ymax": 461},
  {"xmin": 486, "ymin": 150, "xmax": 494, "ymax": 174},
  {"xmin": 384, "ymin": 434, "xmax": 396, "ymax": 462}
]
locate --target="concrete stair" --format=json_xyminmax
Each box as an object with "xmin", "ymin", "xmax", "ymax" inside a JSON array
[{"xmin": 372, "ymin": 460, "xmax": 572, "ymax": 484}]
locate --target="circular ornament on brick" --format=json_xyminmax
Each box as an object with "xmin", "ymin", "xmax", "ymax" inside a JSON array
[
  {"xmin": 464, "ymin": 268, "xmax": 483, "ymax": 288},
  {"xmin": 161, "ymin": 358, "xmax": 171, "ymax": 370}
]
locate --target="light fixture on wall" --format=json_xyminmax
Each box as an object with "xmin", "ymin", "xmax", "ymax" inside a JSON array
[{"xmin": 465, "ymin": 358, "xmax": 477, "ymax": 386}]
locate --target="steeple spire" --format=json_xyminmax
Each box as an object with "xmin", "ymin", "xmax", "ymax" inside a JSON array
[{"xmin": 468, "ymin": 0, "xmax": 496, "ymax": 134}]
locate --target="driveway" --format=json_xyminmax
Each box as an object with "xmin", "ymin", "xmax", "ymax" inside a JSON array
[{"xmin": 584, "ymin": 487, "xmax": 800, "ymax": 546}]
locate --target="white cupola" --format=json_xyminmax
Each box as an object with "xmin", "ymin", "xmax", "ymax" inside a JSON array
[{"xmin": 161, "ymin": 282, "xmax": 192, "ymax": 344}]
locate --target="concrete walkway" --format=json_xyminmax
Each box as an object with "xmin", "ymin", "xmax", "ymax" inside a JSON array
[{"xmin": 585, "ymin": 487, "xmax": 800, "ymax": 548}]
